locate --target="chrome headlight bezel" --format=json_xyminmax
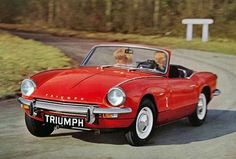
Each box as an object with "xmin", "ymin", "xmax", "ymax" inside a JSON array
[
  {"xmin": 107, "ymin": 87, "xmax": 126, "ymax": 107},
  {"xmin": 20, "ymin": 79, "xmax": 36, "ymax": 97}
]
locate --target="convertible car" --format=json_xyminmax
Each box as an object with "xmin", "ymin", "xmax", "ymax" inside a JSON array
[{"xmin": 18, "ymin": 44, "xmax": 220, "ymax": 146}]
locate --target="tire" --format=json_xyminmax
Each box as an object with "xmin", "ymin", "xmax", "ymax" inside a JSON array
[
  {"xmin": 124, "ymin": 99, "xmax": 156, "ymax": 146},
  {"xmin": 25, "ymin": 113, "xmax": 54, "ymax": 137},
  {"xmin": 188, "ymin": 93, "xmax": 208, "ymax": 126}
]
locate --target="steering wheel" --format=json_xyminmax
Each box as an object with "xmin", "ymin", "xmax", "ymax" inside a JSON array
[{"xmin": 137, "ymin": 59, "xmax": 159, "ymax": 70}]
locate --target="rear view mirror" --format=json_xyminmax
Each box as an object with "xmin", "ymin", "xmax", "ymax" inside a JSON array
[{"xmin": 125, "ymin": 49, "xmax": 133, "ymax": 54}]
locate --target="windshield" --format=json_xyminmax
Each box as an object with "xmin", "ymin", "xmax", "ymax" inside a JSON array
[{"xmin": 83, "ymin": 46, "xmax": 168, "ymax": 74}]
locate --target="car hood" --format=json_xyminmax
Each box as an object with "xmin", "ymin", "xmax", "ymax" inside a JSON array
[{"xmin": 32, "ymin": 67, "xmax": 150, "ymax": 104}]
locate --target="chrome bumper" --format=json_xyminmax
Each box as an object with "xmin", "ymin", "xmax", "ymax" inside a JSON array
[
  {"xmin": 17, "ymin": 97, "xmax": 132, "ymax": 124},
  {"xmin": 213, "ymin": 89, "xmax": 221, "ymax": 96}
]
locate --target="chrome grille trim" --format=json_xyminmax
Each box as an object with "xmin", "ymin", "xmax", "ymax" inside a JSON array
[{"xmin": 34, "ymin": 99, "xmax": 97, "ymax": 114}]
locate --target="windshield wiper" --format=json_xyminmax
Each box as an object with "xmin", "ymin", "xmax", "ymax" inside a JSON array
[
  {"xmin": 100, "ymin": 65, "xmax": 113, "ymax": 69},
  {"xmin": 100, "ymin": 64, "xmax": 130, "ymax": 69},
  {"xmin": 101, "ymin": 64, "xmax": 134, "ymax": 70},
  {"xmin": 127, "ymin": 68, "xmax": 140, "ymax": 72}
]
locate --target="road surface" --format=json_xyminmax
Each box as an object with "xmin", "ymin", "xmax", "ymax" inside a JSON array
[{"xmin": 0, "ymin": 31, "xmax": 236, "ymax": 159}]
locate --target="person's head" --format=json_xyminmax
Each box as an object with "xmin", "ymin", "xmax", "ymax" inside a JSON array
[
  {"xmin": 114, "ymin": 48, "xmax": 132, "ymax": 65},
  {"xmin": 154, "ymin": 51, "xmax": 167, "ymax": 67}
]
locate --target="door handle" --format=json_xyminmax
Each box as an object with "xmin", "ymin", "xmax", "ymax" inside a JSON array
[{"xmin": 190, "ymin": 85, "xmax": 196, "ymax": 88}]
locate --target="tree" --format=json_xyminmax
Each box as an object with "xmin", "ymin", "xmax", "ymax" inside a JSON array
[{"xmin": 48, "ymin": 0, "xmax": 55, "ymax": 25}]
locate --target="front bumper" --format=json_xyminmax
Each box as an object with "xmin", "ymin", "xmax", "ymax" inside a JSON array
[{"xmin": 18, "ymin": 97, "xmax": 132, "ymax": 124}]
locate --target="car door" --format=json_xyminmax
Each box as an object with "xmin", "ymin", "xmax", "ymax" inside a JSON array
[{"xmin": 167, "ymin": 77, "xmax": 199, "ymax": 120}]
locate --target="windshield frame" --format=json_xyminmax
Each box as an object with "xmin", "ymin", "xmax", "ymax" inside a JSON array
[{"xmin": 80, "ymin": 44, "xmax": 170, "ymax": 75}]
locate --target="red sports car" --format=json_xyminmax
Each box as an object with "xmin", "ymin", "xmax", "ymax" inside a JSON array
[{"xmin": 18, "ymin": 44, "xmax": 220, "ymax": 146}]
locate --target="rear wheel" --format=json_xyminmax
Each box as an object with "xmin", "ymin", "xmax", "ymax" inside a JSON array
[
  {"xmin": 188, "ymin": 93, "xmax": 207, "ymax": 126},
  {"xmin": 125, "ymin": 99, "xmax": 156, "ymax": 146},
  {"xmin": 25, "ymin": 113, "xmax": 54, "ymax": 137}
]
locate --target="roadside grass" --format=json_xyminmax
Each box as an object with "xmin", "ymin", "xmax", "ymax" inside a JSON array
[
  {"xmin": 0, "ymin": 23, "xmax": 235, "ymax": 55},
  {"xmin": 0, "ymin": 32, "xmax": 71, "ymax": 98}
]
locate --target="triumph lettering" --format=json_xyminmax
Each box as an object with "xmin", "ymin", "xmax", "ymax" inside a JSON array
[
  {"xmin": 78, "ymin": 119, "xmax": 84, "ymax": 127},
  {"xmin": 72, "ymin": 118, "xmax": 77, "ymax": 126},
  {"xmin": 45, "ymin": 114, "xmax": 50, "ymax": 122},
  {"xmin": 64, "ymin": 118, "xmax": 71, "ymax": 125},
  {"xmin": 44, "ymin": 115, "xmax": 84, "ymax": 127}
]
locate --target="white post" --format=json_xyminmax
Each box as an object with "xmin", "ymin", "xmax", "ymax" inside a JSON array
[
  {"xmin": 182, "ymin": 19, "xmax": 214, "ymax": 42},
  {"xmin": 186, "ymin": 24, "xmax": 193, "ymax": 41},
  {"xmin": 202, "ymin": 24, "xmax": 209, "ymax": 42}
]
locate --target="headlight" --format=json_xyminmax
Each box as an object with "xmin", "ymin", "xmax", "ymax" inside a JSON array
[
  {"xmin": 107, "ymin": 87, "xmax": 126, "ymax": 106},
  {"xmin": 21, "ymin": 79, "xmax": 36, "ymax": 96}
]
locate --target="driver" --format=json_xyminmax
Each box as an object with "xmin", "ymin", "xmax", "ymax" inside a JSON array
[
  {"xmin": 154, "ymin": 51, "xmax": 167, "ymax": 72},
  {"xmin": 113, "ymin": 48, "xmax": 132, "ymax": 65}
]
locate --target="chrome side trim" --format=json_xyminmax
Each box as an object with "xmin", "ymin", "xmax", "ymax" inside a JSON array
[
  {"xmin": 213, "ymin": 89, "xmax": 221, "ymax": 96},
  {"xmin": 116, "ymin": 76, "xmax": 163, "ymax": 87}
]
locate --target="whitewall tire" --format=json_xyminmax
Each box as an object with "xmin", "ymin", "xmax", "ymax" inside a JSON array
[
  {"xmin": 189, "ymin": 93, "xmax": 208, "ymax": 126},
  {"xmin": 125, "ymin": 99, "xmax": 156, "ymax": 146}
]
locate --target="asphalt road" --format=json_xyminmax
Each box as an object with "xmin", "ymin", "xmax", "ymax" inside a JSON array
[{"xmin": 1, "ymin": 31, "xmax": 236, "ymax": 159}]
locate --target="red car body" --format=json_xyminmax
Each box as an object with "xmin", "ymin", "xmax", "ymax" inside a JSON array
[{"xmin": 18, "ymin": 44, "xmax": 220, "ymax": 145}]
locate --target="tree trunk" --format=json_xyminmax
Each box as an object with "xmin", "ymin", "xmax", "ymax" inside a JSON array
[
  {"xmin": 153, "ymin": 0, "xmax": 161, "ymax": 28},
  {"xmin": 105, "ymin": 0, "xmax": 112, "ymax": 30},
  {"xmin": 48, "ymin": 0, "xmax": 55, "ymax": 25}
]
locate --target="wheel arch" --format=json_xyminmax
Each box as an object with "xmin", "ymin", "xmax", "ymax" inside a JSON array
[
  {"xmin": 140, "ymin": 94, "xmax": 158, "ymax": 116},
  {"xmin": 201, "ymin": 85, "xmax": 211, "ymax": 104}
]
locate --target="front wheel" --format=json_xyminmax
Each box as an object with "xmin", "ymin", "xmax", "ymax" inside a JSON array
[
  {"xmin": 124, "ymin": 99, "xmax": 156, "ymax": 146},
  {"xmin": 25, "ymin": 113, "xmax": 54, "ymax": 137},
  {"xmin": 188, "ymin": 93, "xmax": 208, "ymax": 126}
]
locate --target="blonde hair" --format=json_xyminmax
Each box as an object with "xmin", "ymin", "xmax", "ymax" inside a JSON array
[
  {"xmin": 114, "ymin": 48, "xmax": 133, "ymax": 64},
  {"xmin": 154, "ymin": 51, "xmax": 166, "ymax": 66},
  {"xmin": 155, "ymin": 51, "xmax": 166, "ymax": 60}
]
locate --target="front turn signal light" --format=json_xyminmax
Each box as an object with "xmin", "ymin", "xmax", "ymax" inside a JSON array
[
  {"xmin": 21, "ymin": 104, "xmax": 29, "ymax": 110},
  {"xmin": 102, "ymin": 113, "xmax": 118, "ymax": 118}
]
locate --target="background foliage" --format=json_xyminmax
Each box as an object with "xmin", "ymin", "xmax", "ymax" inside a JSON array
[
  {"xmin": 0, "ymin": 0, "xmax": 235, "ymax": 39},
  {"xmin": 0, "ymin": 32, "xmax": 70, "ymax": 97}
]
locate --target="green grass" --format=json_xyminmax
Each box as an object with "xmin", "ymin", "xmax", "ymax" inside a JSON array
[
  {"xmin": 0, "ymin": 32, "xmax": 71, "ymax": 97},
  {"xmin": 88, "ymin": 33, "xmax": 236, "ymax": 55},
  {"xmin": 0, "ymin": 23, "xmax": 235, "ymax": 55}
]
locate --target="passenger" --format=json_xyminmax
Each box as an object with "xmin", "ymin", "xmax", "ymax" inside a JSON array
[
  {"xmin": 154, "ymin": 51, "xmax": 167, "ymax": 72},
  {"xmin": 113, "ymin": 48, "xmax": 133, "ymax": 65}
]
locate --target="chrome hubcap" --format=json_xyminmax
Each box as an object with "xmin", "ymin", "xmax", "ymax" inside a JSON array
[
  {"xmin": 136, "ymin": 107, "xmax": 153, "ymax": 139},
  {"xmin": 138, "ymin": 114, "xmax": 149, "ymax": 132},
  {"xmin": 197, "ymin": 93, "xmax": 207, "ymax": 120}
]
